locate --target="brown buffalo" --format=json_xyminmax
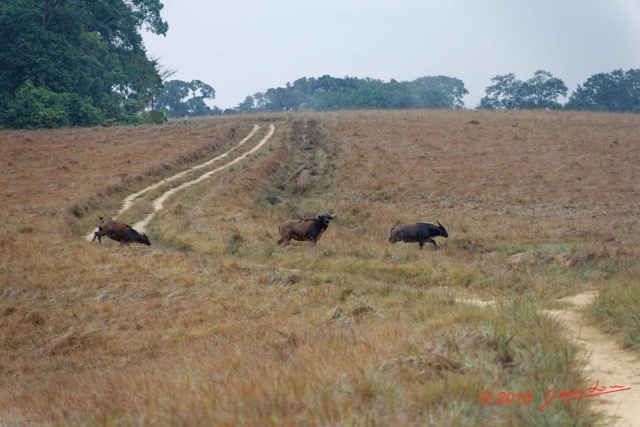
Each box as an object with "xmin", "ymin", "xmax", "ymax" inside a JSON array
[
  {"xmin": 389, "ymin": 221, "xmax": 448, "ymax": 249},
  {"xmin": 278, "ymin": 213, "xmax": 336, "ymax": 246},
  {"xmin": 92, "ymin": 217, "xmax": 151, "ymax": 246}
]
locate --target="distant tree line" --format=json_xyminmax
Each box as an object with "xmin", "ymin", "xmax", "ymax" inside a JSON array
[
  {"xmin": 1, "ymin": 1, "xmax": 639, "ymax": 129},
  {"xmin": 478, "ymin": 69, "xmax": 640, "ymax": 112},
  {"xmin": 226, "ymin": 69, "xmax": 640, "ymax": 114},
  {"xmin": 232, "ymin": 75, "xmax": 469, "ymax": 113},
  {"xmin": 565, "ymin": 69, "xmax": 640, "ymax": 112},
  {"xmin": 479, "ymin": 70, "xmax": 568, "ymax": 109}
]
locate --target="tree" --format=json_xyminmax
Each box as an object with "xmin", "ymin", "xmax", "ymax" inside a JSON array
[
  {"xmin": 521, "ymin": 70, "xmax": 567, "ymax": 109},
  {"xmin": 0, "ymin": 0, "xmax": 168, "ymax": 128},
  {"xmin": 566, "ymin": 69, "xmax": 640, "ymax": 112},
  {"xmin": 478, "ymin": 73, "xmax": 524, "ymax": 109},
  {"xmin": 479, "ymin": 71, "xmax": 567, "ymax": 110},
  {"xmin": 235, "ymin": 96, "xmax": 257, "ymax": 114},
  {"xmin": 154, "ymin": 79, "xmax": 216, "ymax": 117},
  {"xmin": 408, "ymin": 76, "xmax": 468, "ymax": 109}
]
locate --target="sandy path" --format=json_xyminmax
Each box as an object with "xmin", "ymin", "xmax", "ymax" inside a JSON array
[
  {"xmin": 544, "ymin": 292, "xmax": 640, "ymax": 426},
  {"xmin": 118, "ymin": 125, "xmax": 260, "ymax": 216},
  {"xmin": 132, "ymin": 124, "xmax": 275, "ymax": 233},
  {"xmin": 87, "ymin": 124, "xmax": 274, "ymax": 239},
  {"xmin": 458, "ymin": 292, "xmax": 639, "ymax": 424}
]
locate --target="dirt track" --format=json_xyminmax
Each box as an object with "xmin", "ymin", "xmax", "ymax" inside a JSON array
[
  {"xmin": 458, "ymin": 291, "xmax": 640, "ymax": 425},
  {"xmin": 544, "ymin": 292, "xmax": 640, "ymax": 426},
  {"xmin": 86, "ymin": 124, "xmax": 274, "ymax": 239},
  {"xmin": 120, "ymin": 125, "xmax": 260, "ymax": 218}
]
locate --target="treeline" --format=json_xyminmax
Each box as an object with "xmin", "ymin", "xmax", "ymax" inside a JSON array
[
  {"xmin": 478, "ymin": 69, "xmax": 640, "ymax": 112},
  {"xmin": 156, "ymin": 69, "xmax": 640, "ymax": 118},
  {"xmin": 2, "ymin": 2, "xmax": 640, "ymax": 129},
  {"xmin": 232, "ymin": 75, "xmax": 468, "ymax": 113},
  {"xmin": 226, "ymin": 69, "xmax": 640, "ymax": 115},
  {"xmin": 152, "ymin": 75, "xmax": 468, "ymax": 118}
]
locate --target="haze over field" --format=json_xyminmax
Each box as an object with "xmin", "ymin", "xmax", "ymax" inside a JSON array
[{"xmin": 142, "ymin": 0, "xmax": 640, "ymax": 109}]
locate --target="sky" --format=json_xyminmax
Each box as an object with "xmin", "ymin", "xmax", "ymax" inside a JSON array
[{"xmin": 142, "ymin": 0, "xmax": 640, "ymax": 110}]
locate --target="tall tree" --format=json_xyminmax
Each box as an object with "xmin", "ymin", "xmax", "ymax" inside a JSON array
[
  {"xmin": 478, "ymin": 73, "xmax": 524, "ymax": 109},
  {"xmin": 521, "ymin": 70, "xmax": 567, "ymax": 109},
  {"xmin": 566, "ymin": 69, "xmax": 640, "ymax": 112},
  {"xmin": 408, "ymin": 76, "xmax": 468, "ymax": 109},
  {"xmin": 0, "ymin": 0, "xmax": 168, "ymax": 128},
  {"xmin": 479, "ymin": 71, "xmax": 567, "ymax": 109},
  {"xmin": 154, "ymin": 79, "xmax": 216, "ymax": 117}
]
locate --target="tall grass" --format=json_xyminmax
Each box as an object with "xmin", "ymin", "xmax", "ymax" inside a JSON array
[
  {"xmin": 2, "ymin": 110, "xmax": 639, "ymax": 424},
  {"xmin": 587, "ymin": 269, "xmax": 640, "ymax": 350}
]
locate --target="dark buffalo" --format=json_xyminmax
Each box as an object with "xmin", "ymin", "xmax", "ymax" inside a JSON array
[
  {"xmin": 278, "ymin": 213, "xmax": 336, "ymax": 246},
  {"xmin": 389, "ymin": 221, "xmax": 448, "ymax": 249},
  {"xmin": 92, "ymin": 217, "xmax": 151, "ymax": 246}
]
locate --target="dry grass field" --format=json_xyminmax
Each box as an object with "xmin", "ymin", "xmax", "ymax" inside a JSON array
[{"xmin": 1, "ymin": 110, "xmax": 639, "ymax": 425}]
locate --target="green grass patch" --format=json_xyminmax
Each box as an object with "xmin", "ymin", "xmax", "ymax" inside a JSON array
[{"xmin": 588, "ymin": 269, "xmax": 640, "ymax": 351}]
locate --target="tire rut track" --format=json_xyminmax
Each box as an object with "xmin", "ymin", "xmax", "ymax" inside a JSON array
[{"xmin": 87, "ymin": 123, "xmax": 274, "ymax": 239}]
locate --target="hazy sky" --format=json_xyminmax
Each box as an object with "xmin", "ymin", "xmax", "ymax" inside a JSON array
[{"xmin": 142, "ymin": 0, "xmax": 640, "ymax": 110}]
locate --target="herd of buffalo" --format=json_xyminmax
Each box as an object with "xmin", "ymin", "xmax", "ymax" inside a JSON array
[{"xmin": 92, "ymin": 214, "xmax": 449, "ymax": 250}]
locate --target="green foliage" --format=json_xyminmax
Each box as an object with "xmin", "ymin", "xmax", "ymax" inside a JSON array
[
  {"xmin": 522, "ymin": 70, "xmax": 568, "ymax": 108},
  {"xmin": 409, "ymin": 76, "xmax": 468, "ymax": 108},
  {"xmin": 588, "ymin": 271, "xmax": 640, "ymax": 351},
  {"xmin": 7, "ymin": 81, "xmax": 69, "ymax": 129},
  {"xmin": 140, "ymin": 110, "xmax": 168, "ymax": 125},
  {"xmin": 479, "ymin": 70, "xmax": 567, "ymax": 109},
  {"xmin": 0, "ymin": 0, "xmax": 168, "ymax": 129},
  {"xmin": 235, "ymin": 96, "xmax": 258, "ymax": 114},
  {"xmin": 3, "ymin": 80, "xmax": 103, "ymax": 129},
  {"xmin": 566, "ymin": 68, "xmax": 640, "ymax": 112},
  {"xmin": 154, "ymin": 79, "xmax": 218, "ymax": 117},
  {"xmin": 235, "ymin": 75, "xmax": 468, "ymax": 113}
]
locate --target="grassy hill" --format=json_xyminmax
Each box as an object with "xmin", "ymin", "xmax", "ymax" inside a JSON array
[{"xmin": 1, "ymin": 110, "xmax": 638, "ymax": 425}]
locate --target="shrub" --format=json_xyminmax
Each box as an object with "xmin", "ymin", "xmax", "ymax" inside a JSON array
[
  {"xmin": 2, "ymin": 81, "xmax": 103, "ymax": 129},
  {"xmin": 141, "ymin": 110, "xmax": 168, "ymax": 125}
]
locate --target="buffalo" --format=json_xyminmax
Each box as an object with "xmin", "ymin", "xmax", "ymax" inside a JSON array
[
  {"xmin": 278, "ymin": 213, "xmax": 336, "ymax": 246},
  {"xmin": 389, "ymin": 221, "xmax": 448, "ymax": 249},
  {"xmin": 92, "ymin": 217, "xmax": 151, "ymax": 246}
]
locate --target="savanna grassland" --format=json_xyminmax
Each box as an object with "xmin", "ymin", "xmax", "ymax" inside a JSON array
[{"xmin": 1, "ymin": 110, "xmax": 639, "ymax": 426}]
